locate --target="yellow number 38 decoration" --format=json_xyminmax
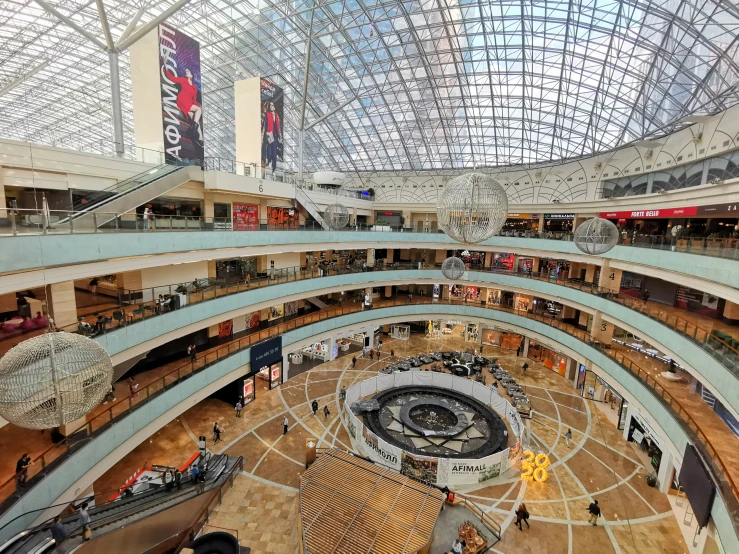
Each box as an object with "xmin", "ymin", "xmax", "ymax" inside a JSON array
[{"xmin": 520, "ymin": 450, "xmax": 550, "ymax": 482}]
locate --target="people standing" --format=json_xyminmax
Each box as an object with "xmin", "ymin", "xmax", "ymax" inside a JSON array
[
  {"xmin": 189, "ymin": 344, "xmax": 197, "ymax": 363},
  {"xmin": 89, "ymin": 277, "xmax": 98, "ymax": 296},
  {"xmin": 283, "ymin": 416, "xmax": 289, "ymax": 435},
  {"xmin": 174, "ymin": 470, "xmax": 182, "ymax": 490},
  {"xmin": 143, "ymin": 207, "xmax": 152, "ymax": 230},
  {"xmin": 323, "ymin": 405, "xmax": 330, "ymax": 422},
  {"xmin": 128, "ymin": 377, "xmax": 138, "ymax": 396},
  {"xmin": 246, "ymin": 273, "xmax": 251, "ymax": 288},
  {"xmin": 516, "ymin": 344, "xmax": 522, "ymax": 357},
  {"xmin": 564, "ymin": 428, "xmax": 572, "ymax": 447},
  {"xmin": 408, "ymin": 291, "xmax": 413, "ymax": 304},
  {"xmin": 369, "ymin": 348, "xmax": 374, "ymax": 360},
  {"xmin": 16, "ymin": 454, "xmax": 32, "ymax": 486},
  {"xmin": 352, "ymin": 356, "xmax": 357, "ymax": 369},
  {"xmin": 376, "ymin": 349, "xmax": 381, "ymax": 361},
  {"xmin": 78, "ymin": 503, "xmax": 91, "ymax": 540},
  {"xmin": 50, "ymin": 515, "xmax": 67, "ymax": 550},
  {"xmin": 235, "ymin": 400, "xmax": 242, "ymax": 418},
  {"xmin": 164, "ymin": 469, "xmax": 173, "ymax": 492},
  {"xmin": 587, "ymin": 500, "xmax": 600, "ymax": 525},
  {"xmin": 213, "ymin": 422, "xmax": 222, "ymax": 445},
  {"xmin": 390, "ymin": 349, "xmax": 395, "ymax": 359}
]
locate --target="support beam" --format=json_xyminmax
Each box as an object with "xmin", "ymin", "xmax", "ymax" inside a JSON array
[
  {"xmin": 95, "ymin": 0, "xmax": 115, "ymax": 51},
  {"xmin": 304, "ymin": 94, "xmax": 358, "ymax": 131},
  {"xmin": 116, "ymin": 0, "xmax": 193, "ymax": 52},
  {"xmin": 115, "ymin": 2, "xmax": 149, "ymax": 48},
  {"xmin": 109, "ymin": 52, "xmax": 125, "ymax": 156},
  {"xmin": 299, "ymin": 5, "xmax": 316, "ymax": 132},
  {"xmin": 0, "ymin": 61, "xmax": 49, "ymax": 99},
  {"xmin": 32, "ymin": 0, "xmax": 108, "ymax": 51}
]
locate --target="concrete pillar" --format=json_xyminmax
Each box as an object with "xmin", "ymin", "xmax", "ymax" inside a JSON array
[
  {"xmin": 562, "ymin": 305, "xmax": 576, "ymax": 319},
  {"xmin": 590, "ymin": 311, "xmax": 615, "ymax": 344},
  {"xmin": 578, "ymin": 310, "xmax": 590, "ymax": 327},
  {"xmin": 367, "ymin": 249, "xmax": 375, "ymax": 267},
  {"xmin": 385, "ymin": 285, "xmax": 392, "ymax": 298},
  {"xmin": 565, "ymin": 358, "xmax": 576, "ymax": 381},
  {"xmin": 574, "ymin": 215, "xmax": 588, "ymax": 229},
  {"xmin": 352, "ymin": 207, "xmax": 357, "ymax": 226},
  {"xmin": 598, "ymin": 259, "xmax": 622, "ymax": 292},
  {"xmin": 657, "ymin": 450, "xmax": 673, "ymax": 493},
  {"xmin": 326, "ymin": 250, "xmax": 334, "ymax": 262},
  {"xmin": 723, "ymin": 300, "xmax": 739, "ymax": 322},
  {"xmin": 207, "ymin": 260, "xmax": 217, "ymax": 279},
  {"xmin": 367, "ymin": 211, "xmax": 375, "ymax": 225},
  {"xmin": 257, "ymin": 255, "xmax": 268, "ymax": 273},
  {"xmin": 436, "ymin": 249, "xmax": 447, "ymax": 264},
  {"xmin": 328, "ymin": 335, "xmax": 337, "ymax": 361},
  {"xmin": 299, "ymin": 252, "xmax": 307, "ymax": 267},
  {"xmin": 522, "ymin": 336, "xmax": 530, "ymax": 357},
  {"xmin": 282, "ymin": 352, "xmax": 290, "ymax": 382},
  {"xmin": 484, "ymin": 251, "xmax": 492, "ymax": 268},
  {"xmin": 531, "ymin": 257, "xmax": 540, "ymax": 273},
  {"xmin": 0, "ymin": 184, "xmax": 7, "ymax": 226},
  {"xmin": 385, "ymin": 249, "xmax": 394, "ymax": 263},
  {"xmin": 59, "ymin": 414, "xmax": 87, "ymax": 437},
  {"xmin": 402, "ymin": 210, "xmax": 411, "ymax": 229},
  {"xmin": 537, "ymin": 213, "xmax": 545, "ymax": 232},
  {"xmin": 48, "ymin": 281, "xmax": 77, "ymax": 330},
  {"xmin": 584, "ymin": 264, "xmax": 597, "ymax": 284}
]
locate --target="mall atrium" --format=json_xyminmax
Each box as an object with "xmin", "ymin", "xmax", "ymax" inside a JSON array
[{"xmin": 1, "ymin": 0, "xmax": 739, "ymax": 552}]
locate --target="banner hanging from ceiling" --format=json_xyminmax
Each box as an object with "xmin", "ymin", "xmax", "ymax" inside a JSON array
[
  {"xmin": 261, "ymin": 78, "xmax": 283, "ymax": 173},
  {"xmin": 159, "ymin": 24, "xmax": 204, "ymax": 164}
]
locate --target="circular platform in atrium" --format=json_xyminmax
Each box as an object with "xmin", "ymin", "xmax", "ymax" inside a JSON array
[{"xmin": 364, "ymin": 385, "xmax": 509, "ymax": 459}]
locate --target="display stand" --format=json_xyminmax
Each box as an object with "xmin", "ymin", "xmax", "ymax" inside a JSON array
[{"xmin": 390, "ymin": 325, "xmax": 410, "ymax": 340}]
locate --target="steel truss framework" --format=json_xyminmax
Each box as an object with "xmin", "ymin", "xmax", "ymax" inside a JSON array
[{"xmin": 1, "ymin": 0, "xmax": 739, "ymax": 173}]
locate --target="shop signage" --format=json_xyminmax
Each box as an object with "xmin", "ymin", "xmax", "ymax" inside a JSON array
[
  {"xmin": 599, "ymin": 207, "xmax": 698, "ymax": 219},
  {"xmin": 544, "ymin": 213, "xmax": 575, "ymax": 219},
  {"xmin": 696, "ymin": 202, "xmax": 739, "ymax": 217},
  {"xmin": 506, "ymin": 213, "xmax": 536, "ymax": 219},
  {"xmin": 233, "ymin": 203, "xmax": 259, "ymax": 230},
  {"xmin": 250, "ymin": 336, "xmax": 282, "ymax": 370}
]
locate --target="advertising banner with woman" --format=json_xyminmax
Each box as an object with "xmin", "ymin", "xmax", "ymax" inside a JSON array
[
  {"xmin": 261, "ymin": 78, "xmax": 284, "ymax": 173},
  {"xmin": 159, "ymin": 24, "xmax": 204, "ymax": 164}
]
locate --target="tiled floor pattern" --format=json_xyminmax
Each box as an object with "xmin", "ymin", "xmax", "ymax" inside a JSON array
[{"xmin": 88, "ymin": 330, "xmax": 689, "ymax": 553}]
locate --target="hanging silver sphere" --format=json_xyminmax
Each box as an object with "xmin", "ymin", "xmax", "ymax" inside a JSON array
[
  {"xmin": 441, "ymin": 257, "xmax": 466, "ymax": 280},
  {"xmin": 0, "ymin": 333, "xmax": 113, "ymax": 429},
  {"xmin": 436, "ymin": 173, "xmax": 508, "ymax": 244},
  {"xmin": 323, "ymin": 203, "xmax": 350, "ymax": 230},
  {"xmin": 574, "ymin": 217, "xmax": 620, "ymax": 255}
]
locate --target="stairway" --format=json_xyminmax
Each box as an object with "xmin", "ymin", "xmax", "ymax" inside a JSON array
[
  {"xmin": 305, "ymin": 296, "xmax": 328, "ymax": 309},
  {"xmin": 58, "ymin": 164, "xmax": 201, "ymax": 230},
  {"xmin": 294, "ymin": 187, "xmax": 329, "ymax": 230}
]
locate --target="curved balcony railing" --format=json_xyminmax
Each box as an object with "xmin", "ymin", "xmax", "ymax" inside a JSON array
[
  {"xmin": 1, "ymin": 295, "xmax": 737, "ymax": 530},
  {"xmin": 3, "ymin": 208, "xmax": 739, "ymax": 261},
  {"xmin": 48, "ymin": 262, "xmax": 739, "ymax": 377}
]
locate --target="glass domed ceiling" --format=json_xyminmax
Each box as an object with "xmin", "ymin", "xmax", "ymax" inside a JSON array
[{"xmin": 1, "ymin": 0, "xmax": 739, "ymax": 172}]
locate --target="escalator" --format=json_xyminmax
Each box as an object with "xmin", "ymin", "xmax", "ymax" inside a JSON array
[
  {"xmin": 294, "ymin": 187, "xmax": 329, "ymax": 230},
  {"xmin": 0, "ymin": 455, "xmax": 240, "ymax": 554},
  {"xmin": 57, "ymin": 163, "xmax": 201, "ymax": 230}
]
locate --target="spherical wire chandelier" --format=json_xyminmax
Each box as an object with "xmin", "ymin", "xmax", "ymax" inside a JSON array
[
  {"xmin": 441, "ymin": 257, "xmax": 466, "ymax": 280},
  {"xmin": 0, "ymin": 332, "xmax": 113, "ymax": 429},
  {"xmin": 436, "ymin": 173, "xmax": 509, "ymax": 244},
  {"xmin": 573, "ymin": 217, "xmax": 620, "ymax": 256},
  {"xmin": 323, "ymin": 203, "xmax": 350, "ymax": 230}
]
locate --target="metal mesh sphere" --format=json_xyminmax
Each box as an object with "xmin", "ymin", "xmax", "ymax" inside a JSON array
[
  {"xmin": 441, "ymin": 256, "xmax": 466, "ymax": 280},
  {"xmin": 323, "ymin": 203, "xmax": 350, "ymax": 229},
  {"xmin": 436, "ymin": 173, "xmax": 509, "ymax": 244},
  {"xmin": 574, "ymin": 217, "xmax": 620, "ymax": 255},
  {"xmin": 0, "ymin": 333, "xmax": 113, "ymax": 429}
]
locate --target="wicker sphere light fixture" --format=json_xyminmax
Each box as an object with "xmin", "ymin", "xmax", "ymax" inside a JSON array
[
  {"xmin": 436, "ymin": 173, "xmax": 508, "ymax": 244},
  {"xmin": 441, "ymin": 256, "xmax": 466, "ymax": 280},
  {"xmin": 0, "ymin": 333, "xmax": 113, "ymax": 429},
  {"xmin": 574, "ymin": 217, "xmax": 620, "ymax": 255},
  {"xmin": 323, "ymin": 203, "xmax": 350, "ymax": 230}
]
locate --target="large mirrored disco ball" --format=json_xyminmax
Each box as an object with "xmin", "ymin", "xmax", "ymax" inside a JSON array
[
  {"xmin": 441, "ymin": 256, "xmax": 466, "ymax": 280},
  {"xmin": 0, "ymin": 332, "xmax": 113, "ymax": 429},
  {"xmin": 436, "ymin": 173, "xmax": 508, "ymax": 244},
  {"xmin": 324, "ymin": 203, "xmax": 350, "ymax": 229},
  {"xmin": 574, "ymin": 217, "xmax": 620, "ymax": 255}
]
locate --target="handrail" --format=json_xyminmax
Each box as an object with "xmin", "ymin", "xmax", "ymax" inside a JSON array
[
  {"xmin": 170, "ymin": 457, "xmax": 244, "ymax": 553},
  {"xmin": 454, "ymin": 493, "xmax": 501, "ymax": 540},
  {"xmin": 56, "ymin": 261, "xmax": 739, "ymax": 375},
  {"xmin": 4, "ymin": 209, "xmax": 739, "ymax": 261}
]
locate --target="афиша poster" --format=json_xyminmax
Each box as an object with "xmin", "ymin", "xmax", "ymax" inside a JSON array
[
  {"xmin": 261, "ymin": 78, "xmax": 284, "ymax": 173},
  {"xmin": 159, "ymin": 24, "xmax": 204, "ymax": 164}
]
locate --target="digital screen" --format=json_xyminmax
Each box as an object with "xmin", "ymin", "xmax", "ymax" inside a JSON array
[{"xmin": 678, "ymin": 445, "xmax": 715, "ymax": 528}]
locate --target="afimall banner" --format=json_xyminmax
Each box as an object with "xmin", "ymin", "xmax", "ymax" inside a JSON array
[
  {"xmin": 159, "ymin": 23, "xmax": 204, "ymax": 163},
  {"xmin": 261, "ymin": 78, "xmax": 284, "ymax": 173}
]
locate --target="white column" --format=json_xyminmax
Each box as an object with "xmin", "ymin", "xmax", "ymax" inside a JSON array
[
  {"xmin": 657, "ymin": 451, "xmax": 673, "ymax": 493},
  {"xmin": 282, "ymin": 352, "xmax": 290, "ymax": 382},
  {"xmin": 522, "ymin": 337, "xmax": 530, "ymax": 357},
  {"xmin": 367, "ymin": 248, "xmax": 375, "ymax": 267},
  {"xmin": 328, "ymin": 335, "xmax": 337, "ymax": 361}
]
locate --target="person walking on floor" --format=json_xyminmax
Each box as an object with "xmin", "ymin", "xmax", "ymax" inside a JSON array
[
  {"xmin": 515, "ymin": 505, "xmax": 525, "ymax": 530},
  {"xmin": 564, "ymin": 428, "xmax": 572, "ymax": 447},
  {"xmin": 283, "ymin": 416, "xmax": 289, "ymax": 435},
  {"xmin": 587, "ymin": 499, "xmax": 600, "ymax": 525},
  {"xmin": 522, "ymin": 362, "xmax": 529, "ymax": 376},
  {"xmin": 235, "ymin": 400, "xmax": 242, "ymax": 418},
  {"xmin": 520, "ymin": 502, "xmax": 530, "ymax": 528},
  {"xmin": 323, "ymin": 405, "xmax": 330, "ymax": 422},
  {"xmin": 376, "ymin": 349, "xmax": 381, "ymax": 361},
  {"xmin": 213, "ymin": 422, "xmax": 222, "ymax": 445},
  {"xmin": 311, "ymin": 399, "xmax": 319, "ymax": 416},
  {"xmin": 50, "ymin": 515, "xmax": 66, "ymax": 551},
  {"xmin": 390, "ymin": 349, "xmax": 395, "ymax": 359},
  {"xmin": 340, "ymin": 386, "xmax": 347, "ymax": 403},
  {"xmin": 352, "ymin": 356, "xmax": 357, "ymax": 369}
]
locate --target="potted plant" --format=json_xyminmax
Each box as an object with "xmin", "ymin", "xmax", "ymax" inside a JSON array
[
  {"xmin": 373, "ymin": 218, "xmax": 392, "ymax": 232},
  {"xmin": 645, "ymin": 472, "xmax": 658, "ymax": 487}
]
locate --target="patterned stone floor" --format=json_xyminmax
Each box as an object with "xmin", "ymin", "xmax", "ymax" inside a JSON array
[{"xmin": 90, "ymin": 328, "xmax": 691, "ymax": 553}]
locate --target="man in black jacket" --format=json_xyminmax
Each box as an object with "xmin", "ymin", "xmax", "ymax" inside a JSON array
[{"xmin": 587, "ymin": 499, "xmax": 600, "ymax": 525}]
